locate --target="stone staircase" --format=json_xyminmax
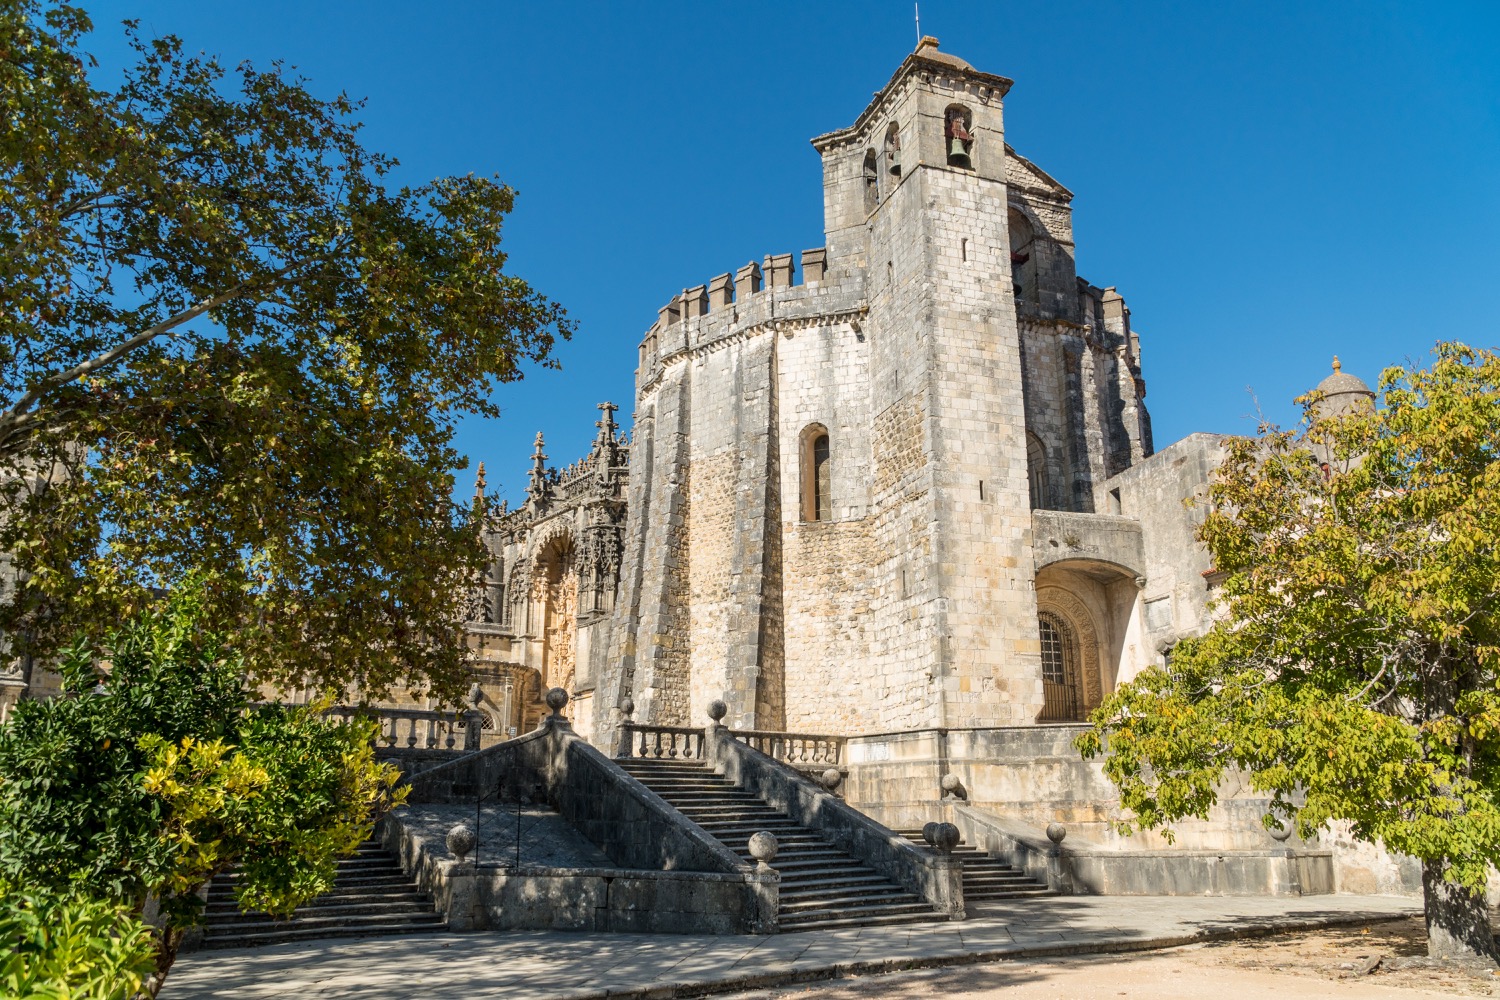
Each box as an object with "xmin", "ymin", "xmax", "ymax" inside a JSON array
[
  {"xmin": 199, "ymin": 837, "xmax": 444, "ymax": 947},
  {"xmin": 895, "ymin": 828, "xmax": 1056, "ymax": 902},
  {"xmin": 619, "ymin": 757, "xmax": 949, "ymax": 932}
]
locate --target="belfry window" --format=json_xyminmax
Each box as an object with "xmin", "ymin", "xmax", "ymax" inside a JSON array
[
  {"xmin": 801, "ymin": 425, "xmax": 832, "ymax": 522},
  {"xmin": 944, "ymin": 105, "xmax": 974, "ymax": 169},
  {"xmin": 862, "ymin": 150, "xmax": 879, "ymax": 213},
  {"xmin": 884, "ymin": 123, "xmax": 901, "ymax": 178}
]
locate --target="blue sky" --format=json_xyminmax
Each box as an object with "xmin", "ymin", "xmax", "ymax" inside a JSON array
[{"xmin": 83, "ymin": 1, "xmax": 1500, "ymax": 505}]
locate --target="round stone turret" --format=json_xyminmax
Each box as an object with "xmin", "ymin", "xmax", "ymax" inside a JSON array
[{"xmin": 1310, "ymin": 355, "xmax": 1375, "ymax": 418}]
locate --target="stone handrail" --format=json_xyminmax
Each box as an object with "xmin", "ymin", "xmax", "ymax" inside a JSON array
[
  {"xmin": 732, "ymin": 729, "xmax": 846, "ymax": 767},
  {"xmin": 620, "ymin": 723, "xmax": 706, "ymax": 761},
  {"xmin": 708, "ymin": 725, "xmax": 965, "ymax": 920}
]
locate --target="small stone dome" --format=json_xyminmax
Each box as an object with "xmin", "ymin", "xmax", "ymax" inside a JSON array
[{"xmin": 1315, "ymin": 356, "xmax": 1373, "ymax": 397}]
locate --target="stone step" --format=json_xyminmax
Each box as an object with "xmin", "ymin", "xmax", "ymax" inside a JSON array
[
  {"xmin": 780, "ymin": 893, "xmax": 918, "ymax": 917},
  {"xmin": 780, "ymin": 902, "xmax": 940, "ymax": 928},
  {"xmin": 966, "ymin": 887, "xmax": 1058, "ymax": 900},
  {"xmin": 200, "ymin": 916, "xmax": 444, "ymax": 948},
  {"xmin": 202, "ymin": 901, "xmax": 435, "ymax": 925},
  {"xmin": 204, "ymin": 890, "xmax": 430, "ymax": 912}
]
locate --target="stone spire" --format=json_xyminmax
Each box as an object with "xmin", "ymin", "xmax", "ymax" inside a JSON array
[
  {"xmin": 525, "ymin": 432, "xmax": 551, "ymax": 508},
  {"xmin": 595, "ymin": 401, "xmax": 619, "ymax": 448},
  {"xmin": 472, "ymin": 461, "xmax": 487, "ymax": 518}
]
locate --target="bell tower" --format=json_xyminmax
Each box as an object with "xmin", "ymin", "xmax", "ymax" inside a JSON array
[{"xmin": 811, "ymin": 38, "xmax": 1044, "ymax": 727}]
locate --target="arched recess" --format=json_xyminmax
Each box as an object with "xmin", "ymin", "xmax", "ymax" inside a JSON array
[
  {"xmin": 799, "ymin": 423, "xmax": 831, "ymax": 522},
  {"xmin": 1034, "ymin": 585, "xmax": 1101, "ymax": 721},
  {"xmin": 1009, "ymin": 208, "xmax": 1036, "ymax": 304},
  {"xmin": 1026, "ymin": 431, "xmax": 1050, "ymax": 510},
  {"xmin": 503, "ymin": 563, "xmax": 528, "ymax": 633},
  {"xmin": 883, "ymin": 122, "xmax": 902, "ymax": 178},
  {"xmin": 531, "ymin": 529, "xmax": 578, "ymax": 694},
  {"xmin": 862, "ymin": 150, "xmax": 879, "ymax": 213}
]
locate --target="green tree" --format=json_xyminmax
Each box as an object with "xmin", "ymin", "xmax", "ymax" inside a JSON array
[
  {"xmin": 1080, "ymin": 343, "xmax": 1500, "ymax": 963},
  {"xmin": 1, "ymin": 2, "xmax": 571, "ymax": 703},
  {"xmin": 0, "ymin": 586, "xmax": 408, "ymax": 996}
]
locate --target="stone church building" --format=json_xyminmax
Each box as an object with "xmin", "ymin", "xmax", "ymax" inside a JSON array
[
  {"xmin": 459, "ymin": 40, "xmax": 1413, "ymax": 892},
  {"xmin": 476, "ymin": 36, "xmax": 1239, "ymax": 745}
]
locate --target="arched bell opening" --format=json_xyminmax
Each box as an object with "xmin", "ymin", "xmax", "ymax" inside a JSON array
[{"xmin": 944, "ymin": 104, "xmax": 974, "ymax": 169}]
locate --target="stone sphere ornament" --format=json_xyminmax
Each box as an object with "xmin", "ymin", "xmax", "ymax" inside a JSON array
[
  {"xmin": 1268, "ymin": 819, "xmax": 1294, "ymax": 842},
  {"xmin": 939, "ymin": 772, "xmax": 966, "ymax": 799},
  {"xmin": 931, "ymin": 822, "xmax": 961, "ymax": 854},
  {"xmin": 707, "ymin": 699, "xmax": 728, "ymax": 723},
  {"xmin": 922, "ymin": 821, "xmax": 940, "ymax": 847},
  {"xmin": 1045, "ymin": 822, "xmax": 1068, "ymax": 845},
  {"xmin": 747, "ymin": 831, "xmax": 779, "ymax": 870},
  {"xmin": 820, "ymin": 768, "xmax": 843, "ymax": 791},
  {"xmin": 446, "ymin": 822, "xmax": 477, "ymax": 862},
  {"xmin": 544, "ymin": 687, "xmax": 569, "ymax": 717},
  {"xmin": 619, "ymin": 695, "xmax": 635, "ymax": 719}
]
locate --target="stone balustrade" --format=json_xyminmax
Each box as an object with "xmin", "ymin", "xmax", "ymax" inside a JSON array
[
  {"xmin": 326, "ymin": 705, "xmax": 483, "ymax": 752},
  {"xmin": 731, "ymin": 729, "xmax": 847, "ymax": 768},
  {"xmin": 620, "ymin": 723, "xmax": 706, "ymax": 761}
]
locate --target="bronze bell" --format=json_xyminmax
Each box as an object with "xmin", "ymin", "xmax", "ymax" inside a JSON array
[
  {"xmin": 887, "ymin": 149, "xmax": 901, "ymax": 176},
  {"xmin": 947, "ymin": 137, "xmax": 972, "ymax": 169}
]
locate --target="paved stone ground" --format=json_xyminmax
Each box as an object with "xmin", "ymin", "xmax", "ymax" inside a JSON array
[
  {"xmin": 162, "ymin": 894, "xmax": 1420, "ymax": 1000},
  {"xmin": 394, "ymin": 804, "xmax": 612, "ymax": 868}
]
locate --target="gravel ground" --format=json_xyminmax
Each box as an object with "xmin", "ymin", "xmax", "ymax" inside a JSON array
[{"xmin": 738, "ymin": 917, "xmax": 1498, "ymax": 999}]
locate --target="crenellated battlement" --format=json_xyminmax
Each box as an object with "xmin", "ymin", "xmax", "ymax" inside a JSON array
[{"xmin": 636, "ymin": 247, "xmax": 839, "ymax": 377}]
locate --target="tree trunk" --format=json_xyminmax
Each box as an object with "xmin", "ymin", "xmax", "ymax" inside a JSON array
[
  {"xmin": 143, "ymin": 925, "xmax": 184, "ymax": 999},
  {"xmin": 1423, "ymin": 861, "xmax": 1499, "ymax": 964}
]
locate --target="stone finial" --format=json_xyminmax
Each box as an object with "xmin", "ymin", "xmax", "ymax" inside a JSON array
[
  {"xmin": 820, "ymin": 768, "xmax": 842, "ymax": 791},
  {"xmin": 734, "ymin": 262, "xmax": 762, "ymax": 300},
  {"xmin": 1268, "ymin": 818, "xmax": 1294, "ymax": 842},
  {"xmin": 1045, "ymin": 822, "xmax": 1068, "ymax": 845},
  {"xmin": 748, "ymin": 831, "xmax": 778, "ymax": 871},
  {"xmin": 544, "ymin": 687, "xmax": 569, "ymax": 718},
  {"xmin": 923, "ymin": 822, "xmax": 959, "ymax": 854},
  {"xmin": 525, "ymin": 432, "xmax": 551, "ymax": 506},
  {"xmin": 467, "ymin": 682, "xmax": 484, "ymax": 707},
  {"xmin": 939, "ymin": 773, "xmax": 966, "ymax": 800},
  {"xmin": 1332, "ymin": 355, "xmax": 1341, "ymax": 373},
  {"xmin": 447, "ymin": 823, "xmax": 477, "ymax": 862},
  {"xmin": 801, "ymin": 248, "xmax": 827, "ymax": 284},
  {"xmin": 619, "ymin": 695, "xmax": 634, "ymax": 720},
  {"xmin": 708, "ymin": 272, "xmax": 734, "ymax": 310},
  {"xmin": 707, "ymin": 699, "xmax": 728, "ymax": 723}
]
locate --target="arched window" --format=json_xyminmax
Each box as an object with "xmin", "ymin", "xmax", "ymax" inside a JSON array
[
  {"xmin": 862, "ymin": 150, "xmax": 879, "ymax": 213},
  {"xmin": 884, "ymin": 122, "xmax": 902, "ymax": 178},
  {"xmin": 1009, "ymin": 208, "xmax": 1035, "ymax": 304},
  {"xmin": 1026, "ymin": 432, "xmax": 1049, "ymax": 510},
  {"xmin": 800, "ymin": 425, "xmax": 832, "ymax": 522},
  {"xmin": 944, "ymin": 105, "xmax": 974, "ymax": 169},
  {"xmin": 1038, "ymin": 612, "xmax": 1082, "ymax": 721}
]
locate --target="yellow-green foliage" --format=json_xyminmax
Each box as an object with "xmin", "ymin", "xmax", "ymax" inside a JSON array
[
  {"xmin": 0, "ymin": 886, "xmax": 156, "ymax": 1000},
  {"xmin": 1080, "ymin": 343, "xmax": 1500, "ymax": 893}
]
